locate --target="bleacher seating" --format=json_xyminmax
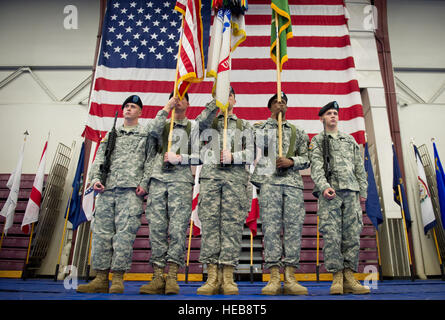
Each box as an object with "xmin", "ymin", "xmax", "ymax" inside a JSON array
[
  {"xmin": 0, "ymin": 174, "xmax": 378, "ymax": 280},
  {"xmin": 0, "ymin": 174, "xmax": 35, "ymax": 274}
]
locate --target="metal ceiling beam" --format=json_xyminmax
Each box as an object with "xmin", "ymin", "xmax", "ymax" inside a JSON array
[
  {"xmin": 428, "ymin": 80, "xmax": 445, "ymax": 104},
  {"xmin": 61, "ymin": 74, "xmax": 92, "ymax": 102},
  {"xmin": 394, "ymin": 67, "xmax": 445, "ymax": 73},
  {"xmin": 0, "ymin": 66, "xmax": 94, "ymax": 104},
  {"xmin": 394, "ymin": 75, "xmax": 425, "ymax": 104}
]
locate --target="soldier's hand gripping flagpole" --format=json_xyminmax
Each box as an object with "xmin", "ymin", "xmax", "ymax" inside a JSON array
[
  {"xmin": 271, "ymin": 0, "xmax": 292, "ymax": 176},
  {"xmin": 164, "ymin": 19, "xmax": 184, "ymax": 171}
]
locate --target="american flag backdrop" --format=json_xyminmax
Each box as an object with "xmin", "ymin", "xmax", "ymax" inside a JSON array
[{"xmin": 83, "ymin": 0, "xmax": 365, "ymax": 144}]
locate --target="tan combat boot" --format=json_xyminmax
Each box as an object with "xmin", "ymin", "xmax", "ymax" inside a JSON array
[
  {"xmin": 261, "ymin": 266, "xmax": 282, "ymax": 295},
  {"xmin": 221, "ymin": 265, "xmax": 239, "ymax": 295},
  {"xmin": 217, "ymin": 265, "xmax": 223, "ymax": 293},
  {"xmin": 76, "ymin": 270, "xmax": 109, "ymax": 293},
  {"xmin": 283, "ymin": 266, "xmax": 308, "ymax": 295},
  {"xmin": 343, "ymin": 268, "xmax": 370, "ymax": 294},
  {"xmin": 197, "ymin": 264, "xmax": 220, "ymax": 295},
  {"xmin": 330, "ymin": 270, "xmax": 343, "ymax": 295},
  {"xmin": 165, "ymin": 262, "xmax": 180, "ymax": 294},
  {"xmin": 109, "ymin": 271, "xmax": 125, "ymax": 294},
  {"xmin": 139, "ymin": 265, "xmax": 165, "ymax": 294}
]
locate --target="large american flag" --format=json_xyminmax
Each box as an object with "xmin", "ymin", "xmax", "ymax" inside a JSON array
[{"xmin": 83, "ymin": 0, "xmax": 365, "ymax": 144}]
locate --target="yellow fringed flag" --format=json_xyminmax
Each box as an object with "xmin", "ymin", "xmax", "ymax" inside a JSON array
[{"xmin": 270, "ymin": 0, "xmax": 293, "ymax": 72}]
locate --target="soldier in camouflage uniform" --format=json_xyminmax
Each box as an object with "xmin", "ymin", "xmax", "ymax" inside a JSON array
[
  {"xmin": 139, "ymin": 92, "xmax": 218, "ymax": 295},
  {"xmin": 196, "ymin": 87, "xmax": 253, "ymax": 295},
  {"xmin": 77, "ymin": 95, "xmax": 165, "ymax": 294},
  {"xmin": 251, "ymin": 92, "xmax": 310, "ymax": 295},
  {"xmin": 309, "ymin": 101, "xmax": 370, "ymax": 295}
]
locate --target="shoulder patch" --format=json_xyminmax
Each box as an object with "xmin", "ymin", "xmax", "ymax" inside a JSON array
[{"xmin": 253, "ymin": 121, "xmax": 264, "ymax": 128}]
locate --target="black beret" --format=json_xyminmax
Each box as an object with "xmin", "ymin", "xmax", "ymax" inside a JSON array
[
  {"xmin": 229, "ymin": 86, "xmax": 235, "ymax": 97},
  {"xmin": 122, "ymin": 95, "xmax": 143, "ymax": 110},
  {"xmin": 169, "ymin": 91, "xmax": 189, "ymax": 102},
  {"xmin": 318, "ymin": 101, "xmax": 339, "ymax": 116},
  {"xmin": 267, "ymin": 91, "xmax": 288, "ymax": 109}
]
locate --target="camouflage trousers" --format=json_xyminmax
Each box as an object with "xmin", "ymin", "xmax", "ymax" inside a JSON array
[
  {"xmin": 198, "ymin": 178, "xmax": 249, "ymax": 266},
  {"xmin": 146, "ymin": 178, "xmax": 192, "ymax": 268},
  {"xmin": 91, "ymin": 188, "xmax": 143, "ymax": 272},
  {"xmin": 317, "ymin": 190, "xmax": 363, "ymax": 273},
  {"xmin": 259, "ymin": 184, "xmax": 306, "ymax": 270}
]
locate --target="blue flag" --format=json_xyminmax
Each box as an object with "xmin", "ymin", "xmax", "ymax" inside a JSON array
[
  {"xmin": 65, "ymin": 142, "xmax": 88, "ymax": 230},
  {"xmin": 433, "ymin": 141, "xmax": 445, "ymax": 229},
  {"xmin": 364, "ymin": 143, "xmax": 383, "ymax": 230},
  {"xmin": 393, "ymin": 144, "xmax": 412, "ymax": 228}
]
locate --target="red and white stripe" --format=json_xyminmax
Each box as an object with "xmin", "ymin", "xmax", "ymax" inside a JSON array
[
  {"xmin": 21, "ymin": 140, "xmax": 47, "ymax": 234},
  {"xmin": 84, "ymin": 0, "xmax": 365, "ymax": 144},
  {"xmin": 174, "ymin": 0, "xmax": 205, "ymax": 99}
]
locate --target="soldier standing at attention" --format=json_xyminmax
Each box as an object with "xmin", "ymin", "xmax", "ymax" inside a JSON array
[
  {"xmin": 309, "ymin": 101, "xmax": 370, "ymax": 295},
  {"xmin": 139, "ymin": 92, "xmax": 218, "ymax": 295},
  {"xmin": 196, "ymin": 87, "xmax": 253, "ymax": 295},
  {"xmin": 77, "ymin": 95, "xmax": 164, "ymax": 294},
  {"xmin": 251, "ymin": 92, "xmax": 310, "ymax": 295}
]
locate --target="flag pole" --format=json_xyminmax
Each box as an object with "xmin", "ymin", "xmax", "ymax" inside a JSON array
[
  {"xmin": 185, "ymin": 219, "xmax": 193, "ymax": 283},
  {"xmin": 375, "ymin": 229, "xmax": 383, "ymax": 282},
  {"xmin": 0, "ymin": 231, "xmax": 4, "ymax": 251},
  {"xmin": 274, "ymin": 11, "xmax": 283, "ymax": 158},
  {"xmin": 85, "ymin": 227, "xmax": 93, "ymax": 280},
  {"xmin": 397, "ymin": 184, "xmax": 415, "ymax": 281},
  {"xmin": 316, "ymin": 216, "xmax": 320, "ymax": 282},
  {"xmin": 432, "ymin": 229, "xmax": 445, "ymax": 281},
  {"xmin": 168, "ymin": 17, "xmax": 185, "ymax": 153},
  {"xmin": 54, "ymin": 188, "xmax": 73, "ymax": 281},
  {"xmin": 250, "ymin": 231, "xmax": 254, "ymax": 283},
  {"xmin": 223, "ymin": 108, "xmax": 228, "ymax": 152},
  {"xmin": 21, "ymin": 222, "xmax": 35, "ymax": 280}
]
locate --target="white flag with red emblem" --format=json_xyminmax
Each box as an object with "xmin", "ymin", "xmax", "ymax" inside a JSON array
[
  {"xmin": 21, "ymin": 139, "xmax": 48, "ymax": 234},
  {"xmin": 207, "ymin": 8, "xmax": 246, "ymax": 111},
  {"xmin": 1, "ymin": 138, "xmax": 26, "ymax": 236}
]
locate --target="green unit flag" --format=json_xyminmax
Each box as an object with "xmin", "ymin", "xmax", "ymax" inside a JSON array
[{"xmin": 270, "ymin": 0, "xmax": 293, "ymax": 71}]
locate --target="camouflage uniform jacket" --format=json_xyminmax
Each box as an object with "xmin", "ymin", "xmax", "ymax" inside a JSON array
[
  {"xmin": 309, "ymin": 131, "xmax": 367, "ymax": 198},
  {"xmin": 199, "ymin": 113, "xmax": 253, "ymax": 185},
  {"xmin": 149, "ymin": 99, "xmax": 218, "ymax": 184},
  {"xmin": 250, "ymin": 117, "xmax": 310, "ymax": 189},
  {"xmin": 89, "ymin": 122, "xmax": 156, "ymax": 191}
]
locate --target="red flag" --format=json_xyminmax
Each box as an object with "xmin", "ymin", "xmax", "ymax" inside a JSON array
[
  {"xmin": 191, "ymin": 165, "xmax": 202, "ymax": 236},
  {"xmin": 246, "ymin": 184, "xmax": 260, "ymax": 237},
  {"xmin": 21, "ymin": 140, "xmax": 48, "ymax": 234},
  {"xmin": 174, "ymin": 0, "xmax": 205, "ymax": 99}
]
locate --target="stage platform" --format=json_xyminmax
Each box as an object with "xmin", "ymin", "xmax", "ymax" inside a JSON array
[{"xmin": 1, "ymin": 278, "xmax": 444, "ymax": 300}]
